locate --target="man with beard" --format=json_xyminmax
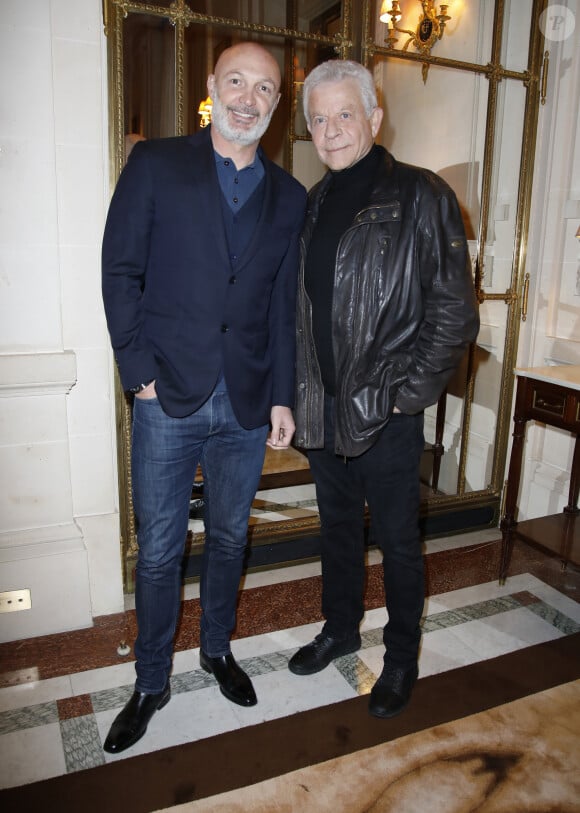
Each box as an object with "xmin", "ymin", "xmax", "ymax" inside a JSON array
[{"xmin": 101, "ymin": 42, "xmax": 306, "ymax": 753}]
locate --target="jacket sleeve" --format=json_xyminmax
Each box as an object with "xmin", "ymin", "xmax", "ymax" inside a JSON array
[
  {"xmin": 101, "ymin": 142, "xmax": 159, "ymax": 392},
  {"xmin": 394, "ymin": 179, "xmax": 480, "ymax": 414},
  {"xmin": 268, "ymin": 183, "xmax": 307, "ymax": 407}
]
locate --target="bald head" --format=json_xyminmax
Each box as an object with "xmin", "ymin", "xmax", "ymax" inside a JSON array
[{"xmin": 213, "ymin": 42, "xmax": 281, "ymax": 92}]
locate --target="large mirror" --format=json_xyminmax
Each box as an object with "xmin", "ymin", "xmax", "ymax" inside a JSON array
[{"xmin": 103, "ymin": 0, "xmax": 546, "ymax": 590}]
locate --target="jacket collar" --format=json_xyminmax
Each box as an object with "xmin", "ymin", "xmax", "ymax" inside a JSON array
[
  {"xmin": 303, "ymin": 146, "xmax": 400, "ymax": 248},
  {"xmin": 310, "ymin": 146, "xmax": 399, "ymax": 206}
]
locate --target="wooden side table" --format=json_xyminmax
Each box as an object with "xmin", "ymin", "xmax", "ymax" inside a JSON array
[{"xmin": 499, "ymin": 365, "xmax": 580, "ymax": 582}]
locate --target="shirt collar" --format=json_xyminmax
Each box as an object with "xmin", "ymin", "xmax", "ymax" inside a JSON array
[{"xmin": 213, "ymin": 150, "xmax": 264, "ymax": 177}]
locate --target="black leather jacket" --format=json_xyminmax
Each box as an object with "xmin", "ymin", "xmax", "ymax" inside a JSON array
[{"xmin": 294, "ymin": 147, "xmax": 480, "ymax": 457}]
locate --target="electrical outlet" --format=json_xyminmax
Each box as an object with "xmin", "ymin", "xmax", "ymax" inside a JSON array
[{"xmin": 0, "ymin": 589, "xmax": 32, "ymax": 613}]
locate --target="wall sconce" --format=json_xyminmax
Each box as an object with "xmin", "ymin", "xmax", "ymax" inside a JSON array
[
  {"xmin": 380, "ymin": 0, "xmax": 452, "ymax": 82},
  {"xmin": 198, "ymin": 96, "xmax": 213, "ymax": 128}
]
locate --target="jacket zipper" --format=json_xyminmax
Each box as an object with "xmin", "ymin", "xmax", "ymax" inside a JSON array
[
  {"xmin": 299, "ymin": 233, "xmax": 323, "ymax": 444},
  {"xmin": 332, "ymin": 202, "xmax": 399, "ymax": 455}
]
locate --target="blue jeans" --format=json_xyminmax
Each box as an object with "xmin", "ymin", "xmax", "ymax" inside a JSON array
[
  {"xmin": 307, "ymin": 396, "xmax": 425, "ymax": 669},
  {"xmin": 131, "ymin": 379, "xmax": 268, "ymax": 693}
]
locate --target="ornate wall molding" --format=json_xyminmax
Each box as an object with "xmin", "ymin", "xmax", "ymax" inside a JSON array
[
  {"xmin": 0, "ymin": 522, "xmax": 84, "ymax": 560},
  {"xmin": 0, "ymin": 352, "xmax": 77, "ymax": 398}
]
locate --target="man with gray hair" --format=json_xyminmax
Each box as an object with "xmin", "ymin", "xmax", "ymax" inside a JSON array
[{"xmin": 289, "ymin": 60, "xmax": 479, "ymax": 718}]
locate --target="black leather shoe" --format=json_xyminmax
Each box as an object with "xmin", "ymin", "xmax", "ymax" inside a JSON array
[
  {"xmin": 200, "ymin": 651, "xmax": 257, "ymax": 707},
  {"xmin": 368, "ymin": 664, "xmax": 418, "ymax": 719},
  {"xmin": 288, "ymin": 631, "xmax": 361, "ymax": 675},
  {"xmin": 103, "ymin": 682, "xmax": 170, "ymax": 753}
]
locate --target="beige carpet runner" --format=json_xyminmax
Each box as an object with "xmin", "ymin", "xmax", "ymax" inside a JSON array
[{"xmin": 165, "ymin": 679, "xmax": 580, "ymax": 812}]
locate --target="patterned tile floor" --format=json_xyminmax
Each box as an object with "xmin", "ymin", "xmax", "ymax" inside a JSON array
[{"xmin": 1, "ymin": 531, "xmax": 579, "ymax": 791}]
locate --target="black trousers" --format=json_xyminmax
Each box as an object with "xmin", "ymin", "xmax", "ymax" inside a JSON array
[{"xmin": 307, "ymin": 397, "xmax": 425, "ymax": 668}]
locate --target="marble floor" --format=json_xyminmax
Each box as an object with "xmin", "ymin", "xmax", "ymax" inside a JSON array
[{"xmin": 1, "ymin": 527, "xmax": 580, "ymax": 793}]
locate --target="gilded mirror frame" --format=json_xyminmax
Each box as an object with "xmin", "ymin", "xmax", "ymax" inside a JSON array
[{"xmin": 103, "ymin": 0, "xmax": 548, "ymax": 591}]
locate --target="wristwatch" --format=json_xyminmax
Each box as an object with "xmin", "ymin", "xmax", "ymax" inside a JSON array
[{"xmin": 128, "ymin": 379, "xmax": 154, "ymax": 394}]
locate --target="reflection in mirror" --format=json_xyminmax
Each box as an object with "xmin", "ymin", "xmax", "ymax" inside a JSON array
[
  {"xmin": 483, "ymin": 80, "xmax": 526, "ymax": 293},
  {"xmin": 292, "ymin": 41, "xmax": 344, "ymax": 138},
  {"xmin": 297, "ymin": 0, "xmax": 342, "ymax": 30},
  {"xmin": 183, "ymin": 0, "xmax": 345, "ymax": 34},
  {"xmin": 465, "ymin": 78, "xmax": 526, "ymax": 495},
  {"xmin": 185, "ymin": 0, "xmax": 288, "ymax": 27},
  {"xmin": 501, "ymin": 0, "xmax": 533, "ymax": 72},
  {"xmin": 468, "ymin": 301, "xmax": 506, "ymax": 491},
  {"xmin": 292, "ymin": 140, "xmax": 326, "ymax": 189},
  {"xmin": 121, "ymin": 3, "xmax": 348, "ymax": 168},
  {"xmin": 370, "ymin": 29, "xmax": 530, "ymax": 501},
  {"xmin": 291, "ymin": 2, "xmax": 344, "ymax": 139},
  {"xmin": 374, "ymin": 58, "xmax": 491, "ymax": 497},
  {"xmin": 123, "ymin": 13, "xmax": 176, "ymax": 139},
  {"xmin": 120, "ymin": 1, "xmax": 347, "ymax": 172}
]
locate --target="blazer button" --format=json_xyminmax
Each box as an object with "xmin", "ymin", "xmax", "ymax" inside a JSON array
[
  {"xmin": 229, "ymin": 275, "xmax": 237, "ymax": 284},
  {"xmin": 221, "ymin": 324, "xmax": 229, "ymax": 333}
]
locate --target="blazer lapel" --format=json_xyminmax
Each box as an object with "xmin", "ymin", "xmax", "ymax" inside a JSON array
[
  {"xmin": 185, "ymin": 130, "xmax": 231, "ymax": 270},
  {"xmin": 235, "ymin": 149, "xmax": 275, "ymax": 272}
]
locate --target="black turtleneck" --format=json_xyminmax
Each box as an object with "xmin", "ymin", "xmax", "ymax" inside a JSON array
[{"xmin": 305, "ymin": 144, "xmax": 382, "ymax": 395}]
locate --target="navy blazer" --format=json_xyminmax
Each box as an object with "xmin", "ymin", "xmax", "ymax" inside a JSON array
[{"xmin": 102, "ymin": 127, "xmax": 307, "ymax": 428}]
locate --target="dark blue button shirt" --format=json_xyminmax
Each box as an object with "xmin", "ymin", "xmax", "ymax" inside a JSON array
[{"xmin": 214, "ymin": 151, "xmax": 265, "ymax": 212}]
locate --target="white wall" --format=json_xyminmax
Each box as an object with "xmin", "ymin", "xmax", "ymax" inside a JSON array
[{"xmin": 0, "ymin": 0, "xmax": 123, "ymax": 643}]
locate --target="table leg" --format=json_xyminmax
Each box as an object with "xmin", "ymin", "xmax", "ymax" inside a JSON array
[{"xmin": 561, "ymin": 434, "xmax": 580, "ymax": 570}]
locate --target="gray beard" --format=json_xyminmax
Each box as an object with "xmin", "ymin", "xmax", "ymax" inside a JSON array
[{"xmin": 210, "ymin": 91, "xmax": 274, "ymax": 146}]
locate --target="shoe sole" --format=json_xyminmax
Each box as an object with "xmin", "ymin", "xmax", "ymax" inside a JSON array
[{"xmin": 288, "ymin": 638, "xmax": 361, "ymax": 676}]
